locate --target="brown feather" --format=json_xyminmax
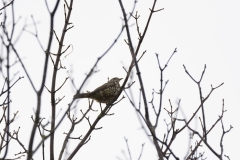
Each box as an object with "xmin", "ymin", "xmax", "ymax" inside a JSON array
[
  {"xmin": 90, "ymin": 80, "xmax": 116, "ymax": 94},
  {"xmin": 73, "ymin": 92, "xmax": 91, "ymax": 100}
]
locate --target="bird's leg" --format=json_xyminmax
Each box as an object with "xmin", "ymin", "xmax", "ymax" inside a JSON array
[{"xmin": 99, "ymin": 103, "xmax": 102, "ymax": 112}]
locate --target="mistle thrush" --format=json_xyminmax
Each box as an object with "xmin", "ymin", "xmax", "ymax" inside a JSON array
[{"xmin": 73, "ymin": 77, "xmax": 122, "ymax": 104}]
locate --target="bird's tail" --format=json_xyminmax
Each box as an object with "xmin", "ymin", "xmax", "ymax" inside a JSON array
[{"xmin": 73, "ymin": 93, "xmax": 91, "ymax": 100}]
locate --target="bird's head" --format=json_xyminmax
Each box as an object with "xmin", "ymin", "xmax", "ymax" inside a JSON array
[{"xmin": 110, "ymin": 77, "xmax": 123, "ymax": 83}]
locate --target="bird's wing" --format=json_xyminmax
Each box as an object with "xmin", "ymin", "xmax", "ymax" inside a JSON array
[{"xmin": 91, "ymin": 81, "xmax": 115, "ymax": 93}]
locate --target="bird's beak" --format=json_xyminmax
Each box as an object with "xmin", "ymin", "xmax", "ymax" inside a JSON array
[{"xmin": 119, "ymin": 78, "xmax": 123, "ymax": 81}]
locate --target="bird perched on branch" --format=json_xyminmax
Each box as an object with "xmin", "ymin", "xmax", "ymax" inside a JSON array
[{"xmin": 73, "ymin": 77, "xmax": 123, "ymax": 104}]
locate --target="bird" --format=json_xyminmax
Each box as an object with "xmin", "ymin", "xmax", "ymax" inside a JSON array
[{"xmin": 73, "ymin": 77, "xmax": 123, "ymax": 104}]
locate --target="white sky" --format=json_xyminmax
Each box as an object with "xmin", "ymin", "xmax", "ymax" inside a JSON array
[{"xmin": 1, "ymin": 0, "xmax": 240, "ymax": 160}]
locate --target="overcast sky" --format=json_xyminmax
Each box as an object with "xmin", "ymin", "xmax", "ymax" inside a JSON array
[{"xmin": 1, "ymin": 0, "xmax": 240, "ymax": 159}]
